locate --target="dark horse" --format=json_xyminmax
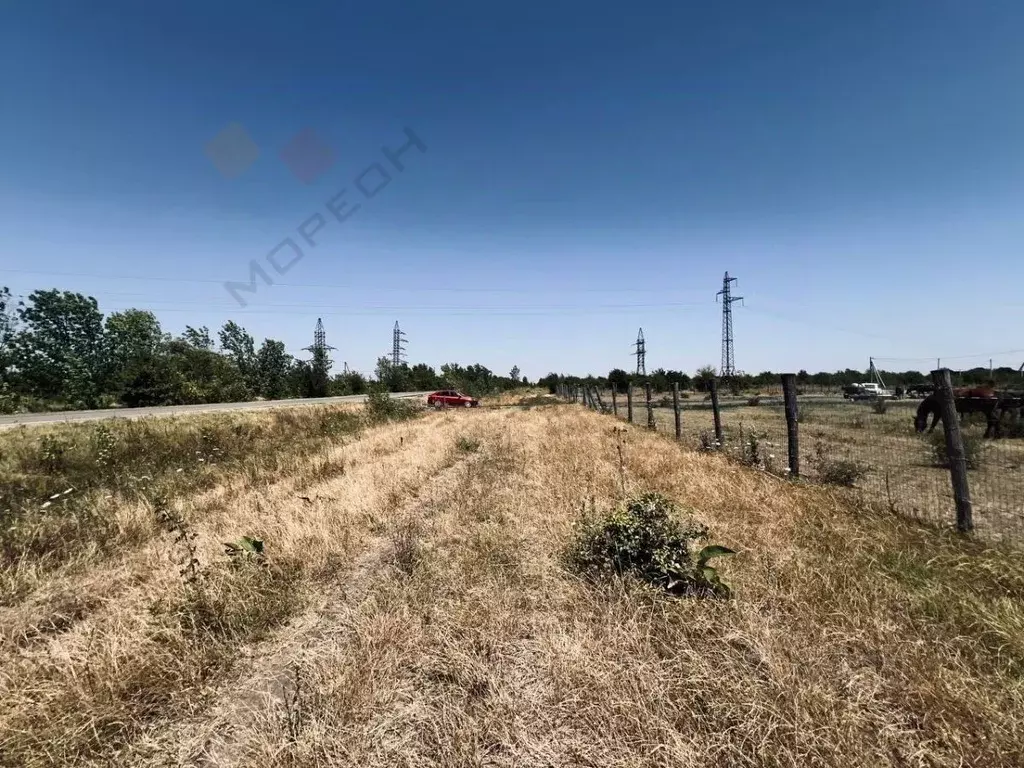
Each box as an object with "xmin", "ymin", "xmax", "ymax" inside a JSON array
[{"xmin": 914, "ymin": 387, "xmax": 1005, "ymax": 438}]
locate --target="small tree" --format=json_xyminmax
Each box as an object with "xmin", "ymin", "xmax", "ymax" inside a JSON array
[
  {"xmin": 14, "ymin": 289, "xmax": 108, "ymax": 407},
  {"xmin": 608, "ymin": 368, "xmax": 630, "ymax": 392},
  {"xmin": 255, "ymin": 339, "xmax": 293, "ymax": 399},
  {"xmin": 694, "ymin": 365, "xmax": 717, "ymax": 392}
]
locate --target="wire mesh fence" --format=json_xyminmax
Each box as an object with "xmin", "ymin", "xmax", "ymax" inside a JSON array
[{"xmin": 578, "ymin": 383, "xmax": 1024, "ymax": 544}]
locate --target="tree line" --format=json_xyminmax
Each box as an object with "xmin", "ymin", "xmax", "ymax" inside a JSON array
[
  {"xmin": 0, "ymin": 287, "xmax": 528, "ymax": 413},
  {"xmin": 537, "ymin": 363, "xmax": 1024, "ymax": 396}
]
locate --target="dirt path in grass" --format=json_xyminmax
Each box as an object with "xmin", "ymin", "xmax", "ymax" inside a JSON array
[
  {"xmin": 0, "ymin": 410, "xmax": 487, "ymax": 768},
  {"xmin": 131, "ymin": 435, "xmax": 485, "ymax": 767}
]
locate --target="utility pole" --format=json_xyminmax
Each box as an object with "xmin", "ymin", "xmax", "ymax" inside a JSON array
[
  {"xmin": 302, "ymin": 318, "xmax": 336, "ymax": 396},
  {"xmin": 632, "ymin": 328, "xmax": 646, "ymax": 377},
  {"xmin": 391, "ymin": 321, "xmax": 407, "ymax": 367},
  {"xmin": 716, "ymin": 271, "xmax": 743, "ymax": 378},
  {"xmin": 302, "ymin": 317, "xmax": 336, "ymax": 362}
]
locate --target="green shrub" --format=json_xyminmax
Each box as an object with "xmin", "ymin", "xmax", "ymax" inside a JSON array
[
  {"xmin": 929, "ymin": 429, "xmax": 985, "ymax": 470},
  {"xmin": 564, "ymin": 492, "xmax": 735, "ymax": 598},
  {"xmin": 37, "ymin": 433, "xmax": 72, "ymax": 473},
  {"xmin": 455, "ymin": 435, "xmax": 480, "ymax": 453},
  {"xmin": 810, "ymin": 443, "xmax": 869, "ymax": 487},
  {"xmin": 738, "ymin": 431, "xmax": 778, "ymax": 474},
  {"xmin": 365, "ymin": 390, "xmax": 417, "ymax": 422}
]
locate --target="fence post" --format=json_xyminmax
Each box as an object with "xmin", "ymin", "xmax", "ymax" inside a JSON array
[
  {"xmin": 932, "ymin": 368, "xmax": 974, "ymax": 532},
  {"xmin": 593, "ymin": 386, "xmax": 606, "ymax": 413},
  {"xmin": 781, "ymin": 373, "xmax": 800, "ymax": 477},
  {"xmin": 645, "ymin": 381, "xmax": 655, "ymax": 429},
  {"xmin": 709, "ymin": 378, "xmax": 723, "ymax": 446},
  {"xmin": 612, "ymin": 387, "xmax": 618, "ymax": 416},
  {"xmin": 627, "ymin": 386, "xmax": 634, "ymax": 423},
  {"xmin": 672, "ymin": 382, "xmax": 681, "ymax": 440}
]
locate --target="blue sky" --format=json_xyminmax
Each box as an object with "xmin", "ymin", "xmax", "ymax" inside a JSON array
[{"xmin": 2, "ymin": 1, "xmax": 1023, "ymax": 380}]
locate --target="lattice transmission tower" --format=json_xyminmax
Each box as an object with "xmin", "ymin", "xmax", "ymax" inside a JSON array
[
  {"xmin": 302, "ymin": 317, "xmax": 335, "ymax": 362},
  {"xmin": 633, "ymin": 327, "xmax": 647, "ymax": 377},
  {"xmin": 391, "ymin": 321, "xmax": 407, "ymax": 366},
  {"xmin": 716, "ymin": 272, "xmax": 743, "ymax": 378}
]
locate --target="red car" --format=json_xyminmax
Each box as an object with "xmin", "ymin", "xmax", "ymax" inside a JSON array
[{"xmin": 427, "ymin": 389, "xmax": 479, "ymax": 408}]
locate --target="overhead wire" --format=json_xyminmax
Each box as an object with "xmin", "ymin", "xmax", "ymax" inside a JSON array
[{"xmin": 0, "ymin": 267, "xmax": 705, "ymax": 295}]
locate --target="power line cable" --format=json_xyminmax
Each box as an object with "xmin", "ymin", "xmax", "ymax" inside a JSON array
[{"xmin": 0, "ymin": 267, "xmax": 707, "ymax": 294}]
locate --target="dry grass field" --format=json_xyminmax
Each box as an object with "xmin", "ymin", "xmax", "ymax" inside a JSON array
[
  {"xmin": 617, "ymin": 394, "xmax": 1024, "ymax": 542},
  {"xmin": 3, "ymin": 398, "xmax": 1024, "ymax": 766}
]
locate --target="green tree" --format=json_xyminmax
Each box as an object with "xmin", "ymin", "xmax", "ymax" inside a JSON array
[
  {"xmin": 165, "ymin": 339, "xmax": 250, "ymax": 404},
  {"xmin": 409, "ymin": 363, "xmax": 441, "ymax": 391},
  {"xmin": 120, "ymin": 356, "xmax": 182, "ymax": 407},
  {"xmin": 14, "ymin": 290, "xmax": 107, "ymax": 407},
  {"xmin": 0, "ymin": 287, "xmax": 20, "ymax": 384},
  {"xmin": 218, "ymin": 321, "xmax": 257, "ymax": 392},
  {"xmin": 694, "ymin": 365, "xmax": 717, "ymax": 392},
  {"xmin": 182, "ymin": 325, "xmax": 214, "ymax": 350},
  {"xmin": 105, "ymin": 309, "xmax": 164, "ymax": 396},
  {"xmin": 607, "ymin": 368, "xmax": 630, "ymax": 392},
  {"xmin": 299, "ymin": 347, "xmax": 331, "ymax": 398},
  {"xmin": 332, "ymin": 370, "xmax": 367, "ymax": 395},
  {"xmin": 255, "ymin": 338, "xmax": 293, "ymax": 399},
  {"xmin": 509, "ymin": 365, "xmax": 521, "ymax": 383}
]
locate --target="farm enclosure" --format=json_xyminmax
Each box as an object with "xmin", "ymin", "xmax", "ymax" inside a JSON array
[{"xmin": 586, "ymin": 387, "xmax": 1024, "ymax": 542}]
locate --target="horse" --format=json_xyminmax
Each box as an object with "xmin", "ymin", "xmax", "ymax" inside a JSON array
[{"xmin": 914, "ymin": 386, "xmax": 1005, "ymax": 438}]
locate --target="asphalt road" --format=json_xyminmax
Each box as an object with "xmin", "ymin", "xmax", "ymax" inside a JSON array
[{"xmin": 0, "ymin": 392, "xmax": 434, "ymax": 428}]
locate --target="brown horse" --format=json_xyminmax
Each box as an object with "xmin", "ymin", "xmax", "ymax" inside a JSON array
[{"xmin": 914, "ymin": 387, "xmax": 1004, "ymax": 438}]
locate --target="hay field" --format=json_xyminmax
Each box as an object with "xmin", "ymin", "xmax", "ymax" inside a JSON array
[{"xmin": 2, "ymin": 402, "xmax": 1024, "ymax": 766}]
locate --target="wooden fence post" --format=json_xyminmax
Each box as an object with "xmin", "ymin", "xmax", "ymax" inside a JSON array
[
  {"xmin": 627, "ymin": 386, "xmax": 634, "ymax": 423},
  {"xmin": 932, "ymin": 368, "xmax": 974, "ymax": 532},
  {"xmin": 781, "ymin": 373, "xmax": 800, "ymax": 477},
  {"xmin": 593, "ymin": 386, "xmax": 606, "ymax": 413},
  {"xmin": 611, "ymin": 387, "xmax": 618, "ymax": 416},
  {"xmin": 709, "ymin": 378, "xmax": 723, "ymax": 446},
  {"xmin": 672, "ymin": 382, "xmax": 681, "ymax": 440},
  {"xmin": 645, "ymin": 381, "xmax": 655, "ymax": 429}
]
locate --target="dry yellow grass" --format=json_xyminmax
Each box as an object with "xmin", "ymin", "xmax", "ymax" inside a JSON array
[
  {"xmin": 619, "ymin": 395, "xmax": 1024, "ymax": 540},
  {"xmin": 2, "ymin": 404, "xmax": 1023, "ymax": 766}
]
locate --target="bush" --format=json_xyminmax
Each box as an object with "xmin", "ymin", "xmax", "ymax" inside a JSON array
[
  {"xmin": 747, "ymin": 396, "xmax": 762, "ymax": 407},
  {"xmin": 738, "ymin": 431, "xmax": 778, "ymax": 474},
  {"xmin": 698, "ymin": 430, "xmax": 719, "ymax": 451},
  {"xmin": 564, "ymin": 492, "xmax": 735, "ymax": 598},
  {"xmin": 930, "ymin": 429, "xmax": 985, "ymax": 471},
  {"xmin": 365, "ymin": 390, "xmax": 417, "ymax": 422},
  {"xmin": 810, "ymin": 443, "xmax": 869, "ymax": 487},
  {"xmin": 455, "ymin": 435, "xmax": 480, "ymax": 453},
  {"xmin": 872, "ymin": 399, "xmax": 888, "ymax": 415}
]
